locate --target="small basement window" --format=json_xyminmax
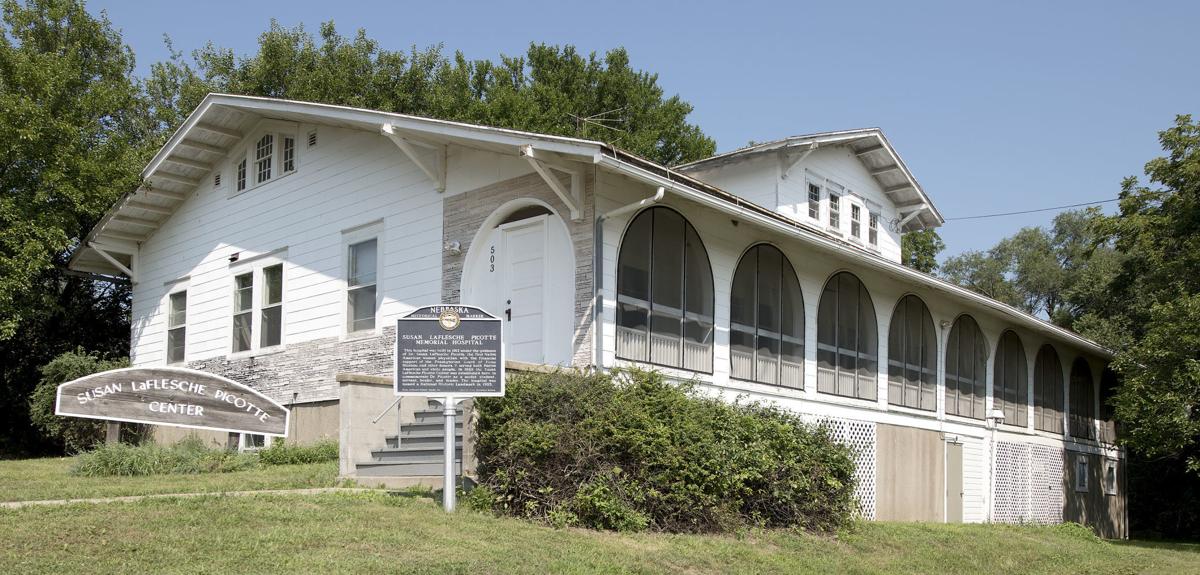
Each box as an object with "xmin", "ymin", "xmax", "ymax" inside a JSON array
[{"xmin": 1075, "ymin": 455, "xmax": 1089, "ymax": 492}]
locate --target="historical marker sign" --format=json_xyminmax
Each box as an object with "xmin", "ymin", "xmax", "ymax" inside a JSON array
[
  {"xmin": 394, "ymin": 305, "xmax": 504, "ymax": 397},
  {"xmin": 55, "ymin": 367, "xmax": 290, "ymax": 436}
]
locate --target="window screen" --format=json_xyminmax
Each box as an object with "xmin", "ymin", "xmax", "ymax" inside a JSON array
[
  {"xmin": 887, "ymin": 295, "xmax": 936, "ymax": 410},
  {"xmin": 945, "ymin": 315, "xmax": 987, "ymax": 419},
  {"xmin": 730, "ymin": 244, "xmax": 804, "ymax": 388},
  {"xmin": 993, "ymin": 331, "xmax": 1028, "ymax": 427},
  {"xmin": 232, "ymin": 273, "xmax": 253, "ymax": 352},
  {"xmin": 1034, "ymin": 345, "xmax": 1064, "ymax": 433},
  {"xmin": 1069, "ymin": 358, "xmax": 1095, "ymax": 439},
  {"xmin": 615, "ymin": 207, "xmax": 714, "ymax": 372},
  {"xmin": 816, "ymin": 272, "xmax": 877, "ymax": 400}
]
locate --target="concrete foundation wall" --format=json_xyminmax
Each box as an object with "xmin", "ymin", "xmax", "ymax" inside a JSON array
[{"xmin": 876, "ymin": 424, "xmax": 946, "ymax": 522}]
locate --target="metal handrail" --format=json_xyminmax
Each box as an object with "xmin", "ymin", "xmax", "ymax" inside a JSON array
[{"xmin": 372, "ymin": 396, "xmax": 403, "ymax": 424}]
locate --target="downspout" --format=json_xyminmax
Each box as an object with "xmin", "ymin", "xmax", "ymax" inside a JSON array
[{"xmin": 592, "ymin": 186, "xmax": 666, "ymax": 370}]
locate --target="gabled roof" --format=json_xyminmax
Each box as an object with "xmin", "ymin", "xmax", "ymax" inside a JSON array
[
  {"xmin": 674, "ymin": 128, "xmax": 944, "ymax": 232},
  {"xmin": 69, "ymin": 94, "xmax": 1108, "ymax": 358}
]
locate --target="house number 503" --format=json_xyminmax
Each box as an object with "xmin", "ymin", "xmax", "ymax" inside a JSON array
[{"xmin": 489, "ymin": 245, "xmax": 495, "ymax": 272}]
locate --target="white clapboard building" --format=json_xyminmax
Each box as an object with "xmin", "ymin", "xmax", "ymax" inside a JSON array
[{"xmin": 70, "ymin": 94, "xmax": 1125, "ymax": 536}]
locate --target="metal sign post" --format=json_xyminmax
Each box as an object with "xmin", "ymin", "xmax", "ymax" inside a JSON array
[
  {"xmin": 443, "ymin": 394, "xmax": 457, "ymax": 512},
  {"xmin": 395, "ymin": 305, "xmax": 504, "ymax": 512}
]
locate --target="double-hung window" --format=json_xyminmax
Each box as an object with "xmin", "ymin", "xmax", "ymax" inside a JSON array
[
  {"xmin": 850, "ymin": 204, "xmax": 862, "ymax": 239},
  {"xmin": 347, "ymin": 238, "xmax": 379, "ymax": 333},
  {"xmin": 231, "ymin": 259, "xmax": 285, "ymax": 354},
  {"xmin": 807, "ymin": 182, "xmax": 821, "ymax": 220},
  {"xmin": 868, "ymin": 212, "xmax": 879, "ymax": 246},
  {"xmin": 167, "ymin": 291, "xmax": 187, "ymax": 364}
]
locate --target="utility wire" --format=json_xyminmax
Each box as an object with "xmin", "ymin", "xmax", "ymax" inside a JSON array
[{"xmin": 944, "ymin": 198, "xmax": 1120, "ymax": 221}]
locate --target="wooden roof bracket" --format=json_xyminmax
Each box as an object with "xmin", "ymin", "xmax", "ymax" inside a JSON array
[
  {"xmin": 381, "ymin": 124, "xmax": 447, "ymax": 192},
  {"xmin": 780, "ymin": 142, "xmax": 819, "ymax": 180},
  {"xmin": 520, "ymin": 144, "xmax": 583, "ymax": 220},
  {"xmin": 89, "ymin": 242, "xmax": 137, "ymax": 283}
]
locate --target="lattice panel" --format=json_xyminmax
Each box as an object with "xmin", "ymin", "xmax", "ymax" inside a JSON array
[
  {"xmin": 818, "ymin": 418, "xmax": 877, "ymax": 520},
  {"xmin": 992, "ymin": 441, "xmax": 1031, "ymax": 523},
  {"xmin": 1029, "ymin": 445, "xmax": 1065, "ymax": 524},
  {"xmin": 993, "ymin": 442, "xmax": 1066, "ymax": 524}
]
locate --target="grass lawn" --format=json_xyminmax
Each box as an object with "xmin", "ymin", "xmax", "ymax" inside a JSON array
[
  {"xmin": 0, "ymin": 457, "xmax": 338, "ymax": 502},
  {"xmin": 0, "ymin": 491, "xmax": 1197, "ymax": 575}
]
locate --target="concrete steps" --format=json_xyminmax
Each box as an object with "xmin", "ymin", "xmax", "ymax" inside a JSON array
[{"xmin": 354, "ymin": 399, "xmax": 466, "ymax": 481}]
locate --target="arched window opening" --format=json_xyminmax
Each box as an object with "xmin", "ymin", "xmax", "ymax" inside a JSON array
[
  {"xmin": 1100, "ymin": 366, "xmax": 1120, "ymax": 444},
  {"xmin": 887, "ymin": 295, "xmax": 936, "ymax": 411},
  {"xmin": 816, "ymin": 272, "xmax": 877, "ymax": 400},
  {"xmin": 1034, "ymin": 345, "xmax": 1064, "ymax": 433},
  {"xmin": 946, "ymin": 315, "xmax": 987, "ymax": 419},
  {"xmin": 993, "ymin": 331, "xmax": 1029, "ymax": 427},
  {"xmin": 615, "ymin": 207, "xmax": 714, "ymax": 372},
  {"xmin": 1069, "ymin": 358, "xmax": 1096, "ymax": 439},
  {"xmin": 730, "ymin": 244, "xmax": 804, "ymax": 388}
]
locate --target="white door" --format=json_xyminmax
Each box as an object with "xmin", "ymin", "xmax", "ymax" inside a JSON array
[{"xmin": 499, "ymin": 216, "xmax": 548, "ymax": 363}]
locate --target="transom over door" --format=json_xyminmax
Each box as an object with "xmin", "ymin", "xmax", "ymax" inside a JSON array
[{"xmin": 499, "ymin": 215, "xmax": 548, "ymax": 364}]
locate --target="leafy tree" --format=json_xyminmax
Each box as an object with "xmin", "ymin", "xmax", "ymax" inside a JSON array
[
  {"xmin": 1089, "ymin": 115, "xmax": 1200, "ymax": 473},
  {"xmin": 900, "ymin": 229, "xmax": 945, "ymax": 273},
  {"xmin": 29, "ymin": 348, "xmax": 130, "ymax": 453},
  {"xmin": 0, "ymin": 0, "xmax": 147, "ymax": 456},
  {"xmin": 939, "ymin": 209, "xmax": 1121, "ymax": 325},
  {"xmin": 147, "ymin": 21, "xmax": 716, "ymax": 166}
]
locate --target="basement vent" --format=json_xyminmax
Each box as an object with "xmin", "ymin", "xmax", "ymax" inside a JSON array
[
  {"xmin": 213, "ymin": 173, "xmax": 221, "ymax": 187},
  {"xmin": 307, "ymin": 131, "xmax": 318, "ymax": 147}
]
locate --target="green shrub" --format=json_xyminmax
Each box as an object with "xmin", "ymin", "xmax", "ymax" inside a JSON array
[
  {"xmin": 28, "ymin": 349, "xmax": 140, "ymax": 453},
  {"xmin": 70, "ymin": 437, "xmax": 257, "ymax": 477},
  {"xmin": 258, "ymin": 439, "xmax": 339, "ymax": 466},
  {"xmin": 472, "ymin": 368, "xmax": 857, "ymax": 533}
]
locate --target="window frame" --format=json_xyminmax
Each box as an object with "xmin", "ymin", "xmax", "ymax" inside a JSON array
[
  {"xmin": 1034, "ymin": 345, "xmax": 1065, "ymax": 434},
  {"xmin": 1069, "ymin": 358, "xmax": 1097, "ymax": 440},
  {"xmin": 993, "ymin": 330, "xmax": 1029, "ymax": 428},
  {"xmin": 1103, "ymin": 459, "xmax": 1118, "ymax": 496},
  {"xmin": 614, "ymin": 206, "xmax": 715, "ymax": 374},
  {"xmin": 850, "ymin": 203, "xmax": 862, "ymax": 240},
  {"xmin": 945, "ymin": 314, "xmax": 988, "ymax": 420},
  {"xmin": 239, "ymin": 433, "xmax": 273, "ymax": 452},
  {"xmin": 343, "ymin": 222, "xmax": 384, "ymax": 338},
  {"xmin": 1075, "ymin": 454, "xmax": 1090, "ymax": 492},
  {"xmin": 815, "ymin": 271, "xmax": 879, "ymax": 401},
  {"xmin": 887, "ymin": 294, "xmax": 937, "ymax": 411},
  {"xmin": 229, "ymin": 252, "xmax": 287, "ymax": 357},
  {"xmin": 827, "ymin": 185, "xmax": 843, "ymax": 232},
  {"xmin": 868, "ymin": 211, "xmax": 880, "ymax": 247},
  {"xmin": 729, "ymin": 243, "xmax": 805, "ymax": 389},
  {"xmin": 806, "ymin": 179, "xmax": 822, "ymax": 221},
  {"xmin": 166, "ymin": 289, "xmax": 187, "ymax": 365}
]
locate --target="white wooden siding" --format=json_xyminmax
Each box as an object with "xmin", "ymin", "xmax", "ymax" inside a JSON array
[{"xmin": 131, "ymin": 125, "xmax": 455, "ymax": 366}]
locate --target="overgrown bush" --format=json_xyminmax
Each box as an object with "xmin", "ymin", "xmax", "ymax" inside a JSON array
[
  {"xmin": 28, "ymin": 349, "xmax": 143, "ymax": 453},
  {"xmin": 259, "ymin": 439, "xmax": 339, "ymax": 466},
  {"xmin": 70, "ymin": 437, "xmax": 339, "ymax": 477},
  {"xmin": 471, "ymin": 369, "xmax": 857, "ymax": 533},
  {"xmin": 71, "ymin": 437, "xmax": 257, "ymax": 476}
]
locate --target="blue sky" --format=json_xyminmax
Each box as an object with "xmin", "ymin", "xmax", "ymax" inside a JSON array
[{"xmin": 88, "ymin": 0, "xmax": 1199, "ymax": 259}]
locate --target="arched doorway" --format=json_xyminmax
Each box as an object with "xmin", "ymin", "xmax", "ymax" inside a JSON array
[{"xmin": 461, "ymin": 200, "xmax": 575, "ymax": 366}]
